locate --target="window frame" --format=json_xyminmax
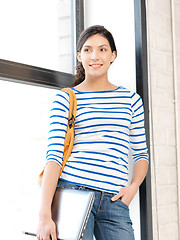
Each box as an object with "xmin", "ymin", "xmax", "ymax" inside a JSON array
[
  {"xmin": 0, "ymin": 0, "xmax": 84, "ymax": 89},
  {"xmin": 134, "ymin": 1, "xmax": 153, "ymax": 240}
]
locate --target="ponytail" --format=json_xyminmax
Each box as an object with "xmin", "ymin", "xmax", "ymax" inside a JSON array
[{"xmin": 71, "ymin": 61, "xmax": 85, "ymax": 87}]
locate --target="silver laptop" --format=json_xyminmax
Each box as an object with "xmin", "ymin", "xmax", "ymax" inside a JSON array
[{"xmin": 23, "ymin": 188, "xmax": 95, "ymax": 240}]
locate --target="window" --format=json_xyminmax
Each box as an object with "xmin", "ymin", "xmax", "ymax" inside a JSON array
[
  {"xmin": 0, "ymin": 1, "xmax": 84, "ymax": 239},
  {"xmin": 0, "ymin": 0, "xmax": 76, "ymax": 73}
]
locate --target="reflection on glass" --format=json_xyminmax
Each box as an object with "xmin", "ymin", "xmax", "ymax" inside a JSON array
[
  {"xmin": 0, "ymin": 80, "xmax": 59, "ymax": 239},
  {"xmin": 0, "ymin": 0, "xmax": 75, "ymax": 73}
]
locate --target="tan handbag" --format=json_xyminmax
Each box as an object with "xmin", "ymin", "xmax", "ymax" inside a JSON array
[{"xmin": 38, "ymin": 87, "xmax": 77, "ymax": 185}]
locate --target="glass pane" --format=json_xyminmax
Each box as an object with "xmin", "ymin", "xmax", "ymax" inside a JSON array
[
  {"xmin": 0, "ymin": 0, "xmax": 76, "ymax": 73},
  {"xmin": 0, "ymin": 80, "xmax": 59, "ymax": 239}
]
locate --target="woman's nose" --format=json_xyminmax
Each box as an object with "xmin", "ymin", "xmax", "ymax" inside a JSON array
[{"xmin": 91, "ymin": 50, "xmax": 99, "ymax": 60}]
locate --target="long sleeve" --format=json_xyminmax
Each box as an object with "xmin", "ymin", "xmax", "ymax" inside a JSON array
[
  {"xmin": 130, "ymin": 93, "xmax": 149, "ymax": 164},
  {"xmin": 46, "ymin": 90, "xmax": 69, "ymax": 166}
]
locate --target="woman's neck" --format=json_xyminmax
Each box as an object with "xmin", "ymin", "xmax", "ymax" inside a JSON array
[{"xmin": 79, "ymin": 75, "xmax": 117, "ymax": 91}]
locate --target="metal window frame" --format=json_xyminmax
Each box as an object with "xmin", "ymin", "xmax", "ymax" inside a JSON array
[
  {"xmin": 0, "ymin": 1, "xmax": 152, "ymax": 239},
  {"xmin": 0, "ymin": 0, "xmax": 84, "ymax": 89},
  {"xmin": 134, "ymin": 0, "xmax": 153, "ymax": 239}
]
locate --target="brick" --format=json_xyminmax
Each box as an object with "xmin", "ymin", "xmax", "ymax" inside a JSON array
[
  {"xmin": 151, "ymin": 87, "xmax": 167, "ymax": 107},
  {"xmin": 155, "ymin": 167, "xmax": 169, "ymax": 185},
  {"xmin": 167, "ymin": 128, "xmax": 176, "ymax": 146},
  {"xmin": 149, "ymin": 67, "xmax": 157, "ymax": 88},
  {"xmin": 148, "ymin": 11, "xmax": 162, "ymax": 31},
  {"xmin": 148, "ymin": 11, "xmax": 168, "ymax": 34},
  {"xmin": 154, "ymin": 32, "xmax": 172, "ymax": 52},
  {"xmin": 157, "ymin": 205, "xmax": 170, "ymax": 224},
  {"xmin": 157, "ymin": 185, "xmax": 177, "ymax": 206},
  {"xmin": 159, "ymin": 222, "xmax": 179, "ymax": 240},
  {"xmin": 175, "ymin": 2, "xmax": 180, "ymax": 20},
  {"xmin": 168, "ymin": 223, "xmax": 179, "ymax": 240},
  {"xmin": 168, "ymin": 166, "xmax": 178, "ymax": 185},
  {"xmin": 152, "ymin": 123, "xmax": 168, "ymax": 145},
  {"xmin": 176, "ymin": 38, "xmax": 180, "ymax": 56},
  {"xmin": 176, "ymin": 57, "xmax": 180, "ymax": 88},
  {"xmin": 154, "ymin": 145, "xmax": 177, "ymax": 166},
  {"xmin": 175, "ymin": 20, "xmax": 180, "ymax": 39},
  {"xmin": 150, "ymin": 0, "xmax": 171, "ymax": 17},
  {"xmin": 165, "ymin": 53, "xmax": 173, "ymax": 73},
  {"xmin": 154, "ymin": 108, "xmax": 175, "ymax": 128},
  {"xmin": 150, "ymin": 48, "xmax": 166, "ymax": 71},
  {"xmin": 169, "ymin": 204, "xmax": 179, "ymax": 223}
]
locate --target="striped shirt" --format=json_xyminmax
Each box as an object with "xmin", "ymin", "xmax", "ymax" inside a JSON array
[{"xmin": 46, "ymin": 86, "xmax": 149, "ymax": 194}]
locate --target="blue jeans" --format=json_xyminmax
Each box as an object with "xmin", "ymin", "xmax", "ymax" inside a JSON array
[{"xmin": 57, "ymin": 180, "xmax": 135, "ymax": 240}]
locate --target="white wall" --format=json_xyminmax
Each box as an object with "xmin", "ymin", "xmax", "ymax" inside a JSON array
[{"xmin": 84, "ymin": 1, "xmax": 141, "ymax": 239}]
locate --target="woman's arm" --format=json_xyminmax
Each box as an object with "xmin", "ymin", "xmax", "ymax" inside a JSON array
[
  {"xmin": 112, "ymin": 93, "xmax": 149, "ymax": 205},
  {"xmin": 111, "ymin": 160, "xmax": 149, "ymax": 205},
  {"xmin": 36, "ymin": 161, "xmax": 61, "ymax": 240}
]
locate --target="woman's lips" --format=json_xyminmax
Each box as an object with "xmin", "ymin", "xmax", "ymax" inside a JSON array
[{"xmin": 89, "ymin": 64, "xmax": 103, "ymax": 68}]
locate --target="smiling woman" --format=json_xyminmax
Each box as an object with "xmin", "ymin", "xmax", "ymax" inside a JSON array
[
  {"xmin": 37, "ymin": 25, "xmax": 149, "ymax": 240},
  {"xmin": 73, "ymin": 25, "xmax": 117, "ymax": 90},
  {"xmin": 76, "ymin": 34, "xmax": 117, "ymax": 86}
]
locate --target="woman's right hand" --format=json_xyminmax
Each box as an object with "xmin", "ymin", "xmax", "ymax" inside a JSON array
[
  {"xmin": 37, "ymin": 162, "xmax": 61, "ymax": 239},
  {"xmin": 36, "ymin": 217, "xmax": 57, "ymax": 240}
]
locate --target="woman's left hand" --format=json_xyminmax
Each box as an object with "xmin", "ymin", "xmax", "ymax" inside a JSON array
[{"xmin": 111, "ymin": 183, "xmax": 139, "ymax": 206}]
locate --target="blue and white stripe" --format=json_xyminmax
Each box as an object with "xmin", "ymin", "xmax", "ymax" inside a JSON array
[{"xmin": 46, "ymin": 86, "xmax": 149, "ymax": 194}]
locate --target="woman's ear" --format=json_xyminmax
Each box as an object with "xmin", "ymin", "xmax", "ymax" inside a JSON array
[
  {"xmin": 111, "ymin": 51, "xmax": 117, "ymax": 64},
  {"xmin": 77, "ymin": 52, "xmax": 82, "ymax": 62}
]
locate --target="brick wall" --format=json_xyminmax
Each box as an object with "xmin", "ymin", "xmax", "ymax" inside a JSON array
[{"xmin": 147, "ymin": 0, "xmax": 180, "ymax": 239}]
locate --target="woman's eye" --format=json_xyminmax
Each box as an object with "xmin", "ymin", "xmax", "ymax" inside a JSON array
[
  {"xmin": 84, "ymin": 48, "xmax": 90, "ymax": 52},
  {"xmin": 101, "ymin": 48, "xmax": 106, "ymax": 52}
]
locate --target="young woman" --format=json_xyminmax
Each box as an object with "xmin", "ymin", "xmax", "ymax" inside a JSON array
[{"xmin": 37, "ymin": 25, "xmax": 149, "ymax": 240}]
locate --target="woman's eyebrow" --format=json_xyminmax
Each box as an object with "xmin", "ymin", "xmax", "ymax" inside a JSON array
[
  {"xmin": 83, "ymin": 44, "xmax": 109, "ymax": 48},
  {"xmin": 83, "ymin": 45, "xmax": 92, "ymax": 48},
  {"xmin": 99, "ymin": 44, "xmax": 109, "ymax": 48}
]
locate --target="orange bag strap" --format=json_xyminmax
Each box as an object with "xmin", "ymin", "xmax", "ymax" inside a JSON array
[
  {"xmin": 62, "ymin": 87, "xmax": 77, "ymax": 126},
  {"xmin": 38, "ymin": 87, "xmax": 77, "ymax": 185},
  {"xmin": 58, "ymin": 87, "xmax": 77, "ymax": 176}
]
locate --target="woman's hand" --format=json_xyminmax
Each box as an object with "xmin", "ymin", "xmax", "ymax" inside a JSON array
[
  {"xmin": 111, "ymin": 183, "xmax": 138, "ymax": 206},
  {"xmin": 37, "ymin": 162, "xmax": 61, "ymax": 240},
  {"xmin": 36, "ymin": 216, "xmax": 57, "ymax": 240},
  {"xmin": 111, "ymin": 160, "xmax": 149, "ymax": 206}
]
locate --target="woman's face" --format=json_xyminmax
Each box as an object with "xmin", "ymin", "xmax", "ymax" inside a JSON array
[{"xmin": 77, "ymin": 34, "xmax": 116, "ymax": 80}]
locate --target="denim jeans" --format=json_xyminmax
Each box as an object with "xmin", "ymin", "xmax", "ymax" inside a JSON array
[{"xmin": 57, "ymin": 180, "xmax": 135, "ymax": 240}]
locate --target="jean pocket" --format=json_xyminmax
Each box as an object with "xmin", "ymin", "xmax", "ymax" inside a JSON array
[{"xmin": 119, "ymin": 199, "xmax": 129, "ymax": 209}]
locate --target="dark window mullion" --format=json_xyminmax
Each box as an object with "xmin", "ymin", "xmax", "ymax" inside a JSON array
[{"xmin": 134, "ymin": 1, "xmax": 153, "ymax": 240}]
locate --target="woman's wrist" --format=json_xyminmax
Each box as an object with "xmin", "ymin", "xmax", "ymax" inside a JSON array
[
  {"xmin": 130, "ymin": 182, "xmax": 139, "ymax": 193},
  {"xmin": 39, "ymin": 208, "xmax": 52, "ymax": 220}
]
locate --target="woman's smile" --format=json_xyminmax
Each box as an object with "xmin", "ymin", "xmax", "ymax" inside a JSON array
[{"xmin": 89, "ymin": 63, "xmax": 103, "ymax": 69}]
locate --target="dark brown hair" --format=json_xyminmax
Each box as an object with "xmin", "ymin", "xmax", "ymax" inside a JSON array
[{"xmin": 71, "ymin": 25, "xmax": 117, "ymax": 87}]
